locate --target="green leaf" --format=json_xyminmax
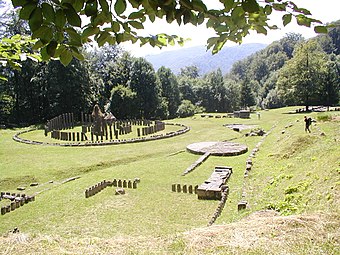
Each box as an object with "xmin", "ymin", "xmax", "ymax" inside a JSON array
[
  {"xmin": 282, "ymin": 14, "xmax": 292, "ymax": 26},
  {"xmin": 40, "ymin": 46, "xmax": 51, "ymax": 61},
  {"xmin": 65, "ymin": 28, "xmax": 82, "ymax": 46},
  {"xmin": 242, "ymin": 0, "xmax": 260, "ymax": 13},
  {"xmin": 97, "ymin": 31, "xmax": 110, "ymax": 46},
  {"xmin": 224, "ymin": 0, "xmax": 234, "ymax": 11},
  {"xmin": 54, "ymin": 45, "xmax": 66, "ymax": 58},
  {"xmin": 129, "ymin": 21, "xmax": 144, "ymax": 29},
  {"xmin": 264, "ymin": 5, "xmax": 272, "ymax": 15},
  {"xmin": 46, "ymin": 40, "xmax": 58, "ymax": 57},
  {"xmin": 272, "ymin": 3, "xmax": 286, "ymax": 11},
  {"xmin": 59, "ymin": 49, "xmax": 73, "ymax": 66},
  {"xmin": 32, "ymin": 40, "xmax": 45, "ymax": 50},
  {"xmin": 82, "ymin": 26, "xmax": 100, "ymax": 38},
  {"xmin": 85, "ymin": 1, "xmax": 98, "ymax": 16},
  {"xmin": 32, "ymin": 25, "xmax": 53, "ymax": 42},
  {"xmin": 296, "ymin": 15, "xmax": 311, "ymax": 27},
  {"xmin": 73, "ymin": 0, "xmax": 85, "ymax": 12},
  {"xmin": 99, "ymin": 0, "xmax": 109, "ymax": 13},
  {"xmin": 128, "ymin": 0, "xmax": 140, "ymax": 8},
  {"xmin": 64, "ymin": 4, "xmax": 82, "ymax": 27},
  {"xmin": 29, "ymin": 7, "xmax": 43, "ymax": 32},
  {"xmin": 128, "ymin": 11, "xmax": 145, "ymax": 20},
  {"xmin": 314, "ymin": 26, "xmax": 328, "ymax": 34},
  {"xmin": 42, "ymin": 3, "xmax": 55, "ymax": 23},
  {"xmin": 19, "ymin": 3, "xmax": 37, "ymax": 20},
  {"xmin": 12, "ymin": 0, "xmax": 27, "ymax": 7},
  {"xmin": 55, "ymin": 9, "xmax": 66, "ymax": 28},
  {"xmin": 192, "ymin": 0, "xmax": 207, "ymax": 12},
  {"xmin": 115, "ymin": 0, "xmax": 127, "ymax": 15},
  {"xmin": 255, "ymin": 25, "xmax": 267, "ymax": 35},
  {"xmin": 112, "ymin": 21, "xmax": 120, "ymax": 33},
  {"xmin": 70, "ymin": 47, "xmax": 85, "ymax": 60}
]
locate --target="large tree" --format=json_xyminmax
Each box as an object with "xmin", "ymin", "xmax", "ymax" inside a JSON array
[
  {"xmin": 128, "ymin": 57, "xmax": 161, "ymax": 119},
  {"xmin": 8, "ymin": 0, "xmax": 328, "ymax": 67},
  {"xmin": 277, "ymin": 40, "xmax": 333, "ymax": 110},
  {"xmin": 157, "ymin": 66, "xmax": 181, "ymax": 119}
]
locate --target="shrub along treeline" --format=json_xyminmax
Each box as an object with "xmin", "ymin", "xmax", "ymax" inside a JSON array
[{"xmin": 0, "ymin": 9, "xmax": 339, "ymax": 126}]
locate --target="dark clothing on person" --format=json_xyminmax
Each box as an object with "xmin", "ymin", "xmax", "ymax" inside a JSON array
[{"xmin": 304, "ymin": 116, "xmax": 311, "ymax": 133}]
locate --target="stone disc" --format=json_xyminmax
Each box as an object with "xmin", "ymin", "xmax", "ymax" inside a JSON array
[{"xmin": 186, "ymin": 141, "xmax": 248, "ymax": 156}]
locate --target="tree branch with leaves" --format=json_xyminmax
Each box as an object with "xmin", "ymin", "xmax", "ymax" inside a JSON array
[{"xmin": 9, "ymin": 0, "xmax": 330, "ymax": 66}]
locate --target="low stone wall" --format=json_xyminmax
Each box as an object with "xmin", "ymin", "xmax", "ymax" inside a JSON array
[
  {"xmin": 85, "ymin": 178, "xmax": 139, "ymax": 198},
  {"xmin": 1, "ymin": 192, "xmax": 35, "ymax": 216}
]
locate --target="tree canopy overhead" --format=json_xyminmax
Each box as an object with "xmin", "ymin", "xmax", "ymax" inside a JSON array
[{"xmin": 9, "ymin": 0, "xmax": 328, "ymax": 66}]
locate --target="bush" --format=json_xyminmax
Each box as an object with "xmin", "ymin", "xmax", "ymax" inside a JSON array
[
  {"xmin": 177, "ymin": 100, "xmax": 205, "ymax": 118},
  {"xmin": 316, "ymin": 113, "xmax": 332, "ymax": 122}
]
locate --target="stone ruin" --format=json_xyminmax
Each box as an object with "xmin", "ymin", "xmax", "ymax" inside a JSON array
[
  {"xmin": 196, "ymin": 166, "xmax": 232, "ymax": 200},
  {"xmin": 44, "ymin": 104, "xmax": 168, "ymax": 143},
  {"xmin": 85, "ymin": 178, "xmax": 140, "ymax": 198},
  {"xmin": 1, "ymin": 192, "xmax": 36, "ymax": 216}
]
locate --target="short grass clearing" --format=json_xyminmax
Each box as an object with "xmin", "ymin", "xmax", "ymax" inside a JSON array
[{"xmin": 0, "ymin": 107, "xmax": 339, "ymax": 254}]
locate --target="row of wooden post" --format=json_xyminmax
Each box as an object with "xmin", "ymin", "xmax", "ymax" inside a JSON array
[
  {"xmin": 0, "ymin": 192, "xmax": 35, "ymax": 216},
  {"xmin": 171, "ymin": 184, "xmax": 198, "ymax": 194},
  {"xmin": 46, "ymin": 113, "xmax": 74, "ymax": 133}
]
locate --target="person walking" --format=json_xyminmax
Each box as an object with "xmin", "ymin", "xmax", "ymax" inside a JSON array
[{"xmin": 304, "ymin": 116, "xmax": 311, "ymax": 133}]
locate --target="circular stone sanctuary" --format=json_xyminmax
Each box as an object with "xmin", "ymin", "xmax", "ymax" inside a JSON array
[{"xmin": 186, "ymin": 141, "xmax": 248, "ymax": 156}]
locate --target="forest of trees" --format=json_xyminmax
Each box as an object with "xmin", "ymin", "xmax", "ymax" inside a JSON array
[{"xmin": 0, "ymin": 8, "xmax": 339, "ymax": 126}]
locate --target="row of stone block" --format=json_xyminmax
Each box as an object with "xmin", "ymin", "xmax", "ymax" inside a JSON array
[
  {"xmin": 182, "ymin": 152, "xmax": 211, "ymax": 176},
  {"xmin": 240, "ymin": 125, "xmax": 275, "ymax": 211},
  {"xmin": 1, "ymin": 192, "xmax": 35, "ymax": 216},
  {"xmin": 85, "ymin": 179, "xmax": 139, "ymax": 198},
  {"xmin": 171, "ymin": 184, "xmax": 198, "ymax": 194},
  {"xmin": 208, "ymin": 187, "xmax": 229, "ymax": 226}
]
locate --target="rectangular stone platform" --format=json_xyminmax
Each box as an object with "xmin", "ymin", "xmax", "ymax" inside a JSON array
[{"xmin": 197, "ymin": 166, "xmax": 232, "ymax": 200}]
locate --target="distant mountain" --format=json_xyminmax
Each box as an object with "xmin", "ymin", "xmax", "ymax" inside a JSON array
[{"xmin": 145, "ymin": 43, "xmax": 267, "ymax": 75}]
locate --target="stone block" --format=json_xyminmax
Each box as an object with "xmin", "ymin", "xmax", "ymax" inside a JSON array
[
  {"xmin": 238, "ymin": 201, "xmax": 247, "ymax": 211},
  {"xmin": 188, "ymin": 185, "xmax": 193, "ymax": 194},
  {"xmin": 172, "ymin": 184, "xmax": 176, "ymax": 192},
  {"xmin": 115, "ymin": 188, "xmax": 125, "ymax": 195}
]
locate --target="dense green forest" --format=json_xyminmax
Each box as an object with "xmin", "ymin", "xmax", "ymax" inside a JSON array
[{"xmin": 0, "ymin": 7, "xmax": 339, "ymax": 126}]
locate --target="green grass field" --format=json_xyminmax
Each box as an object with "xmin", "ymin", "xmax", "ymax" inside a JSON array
[{"xmin": 0, "ymin": 107, "xmax": 339, "ymax": 254}]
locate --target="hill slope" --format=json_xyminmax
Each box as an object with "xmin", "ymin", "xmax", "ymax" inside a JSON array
[{"xmin": 145, "ymin": 43, "xmax": 267, "ymax": 75}]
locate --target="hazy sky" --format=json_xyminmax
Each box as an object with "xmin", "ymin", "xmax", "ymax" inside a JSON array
[{"xmin": 122, "ymin": 0, "xmax": 340, "ymax": 57}]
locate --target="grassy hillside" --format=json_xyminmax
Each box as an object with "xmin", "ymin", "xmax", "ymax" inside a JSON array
[{"xmin": 0, "ymin": 107, "xmax": 339, "ymax": 254}]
